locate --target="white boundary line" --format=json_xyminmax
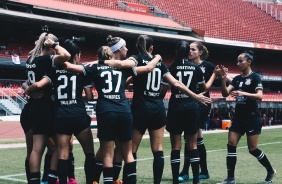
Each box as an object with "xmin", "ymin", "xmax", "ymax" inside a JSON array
[
  {"xmin": 1, "ymin": 125, "xmax": 282, "ymax": 149},
  {"xmin": 1, "ymin": 141, "xmax": 281, "ymax": 183}
]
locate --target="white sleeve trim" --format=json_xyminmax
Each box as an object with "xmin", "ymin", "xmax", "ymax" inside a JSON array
[
  {"xmin": 51, "ymin": 55, "xmax": 55, "ymax": 67},
  {"xmin": 43, "ymin": 75, "xmax": 52, "ymax": 84},
  {"xmin": 132, "ymin": 67, "xmax": 137, "ymax": 76},
  {"xmin": 82, "ymin": 66, "xmax": 87, "ymax": 76}
]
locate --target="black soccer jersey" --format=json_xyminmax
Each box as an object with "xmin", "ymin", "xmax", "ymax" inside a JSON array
[
  {"xmin": 46, "ymin": 66, "xmax": 92, "ymax": 118},
  {"xmin": 169, "ymin": 60, "xmax": 205, "ymax": 110},
  {"xmin": 131, "ymin": 54, "xmax": 169, "ymax": 109},
  {"xmin": 196, "ymin": 60, "xmax": 215, "ymax": 98},
  {"xmin": 82, "ymin": 64, "xmax": 135, "ymax": 115},
  {"xmin": 229, "ymin": 72, "xmax": 263, "ymax": 114},
  {"xmin": 26, "ymin": 55, "xmax": 55, "ymax": 102}
]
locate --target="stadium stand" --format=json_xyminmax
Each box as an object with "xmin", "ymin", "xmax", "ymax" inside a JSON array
[
  {"xmin": 55, "ymin": 0, "xmax": 145, "ymax": 11},
  {"xmin": 145, "ymin": 0, "xmax": 282, "ymax": 45},
  {"xmin": 252, "ymin": 0, "xmax": 282, "ymax": 22}
]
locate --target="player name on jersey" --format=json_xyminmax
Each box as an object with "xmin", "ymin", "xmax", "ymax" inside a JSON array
[
  {"xmin": 60, "ymin": 99, "xmax": 77, "ymax": 105},
  {"xmin": 175, "ymin": 94, "xmax": 189, "ymax": 98},
  {"xmin": 104, "ymin": 95, "xmax": 121, "ymax": 99},
  {"xmin": 143, "ymin": 91, "xmax": 160, "ymax": 97}
]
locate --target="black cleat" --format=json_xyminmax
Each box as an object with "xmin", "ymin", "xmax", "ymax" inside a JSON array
[
  {"xmin": 221, "ymin": 177, "xmax": 235, "ymax": 184},
  {"xmin": 263, "ymin": 169, "xmax": 277, "ymax": 183}
]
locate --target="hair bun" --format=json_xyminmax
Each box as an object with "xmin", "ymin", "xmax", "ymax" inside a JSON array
[
  {"xmin": 106, "ymin": 35, "xmax": 113, "ymax": 43},
  {"xmin": 245, "ymin": 50, "xmax": 254, "ymax": 56}
]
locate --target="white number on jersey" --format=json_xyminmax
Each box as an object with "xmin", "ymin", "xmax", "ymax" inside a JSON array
[
  {"xmin": 146, "ymin": 68, "xmax": 161, "ymax": 91},
  {"xmin": 101, "ymin": 70, "xmax": 122, "ymax": 93},
  {"xmin": 176, "ymin": 71, "xmax": 193, "ymax": 88},
  {"xmin": 57, "ymin": 75, "xmax": 77, "ymax": 99},
  {"xmin": 27, "ymin": 71, "xmax": 36, "ymax": 84}
]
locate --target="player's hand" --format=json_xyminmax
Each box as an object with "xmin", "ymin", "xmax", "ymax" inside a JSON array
[
  {"xmin": 61, "ymin": 62, "xmax": 71, "ymax": 69},
  {"xmin": 217, "ymin": 65, "xmax": 228, "ymax": 79},
  {"xmin": 85, "ymin": 60, "xmax": 98, "ymax": 67},
  {"xmin": 195, "ymin": 93, "xmax": 212, "ymax": 106},
  {"xmin": 154, "ymin": 54, "xmax": 162, "ymax": 61},
  {"xmin": 231, "ymin": 90, "xmax": 244, "ymax": 97},
  {"xmin": 44, "ymin": 39, "xmax": 55, "ymax": 48}
]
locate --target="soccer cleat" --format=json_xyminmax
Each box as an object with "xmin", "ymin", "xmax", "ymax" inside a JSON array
[
  {"xmin": 199, "ymin": 172, "xmax": 210, "ymax": 179},
  {"xmin": 178, "ymin": 174, "xmax": 189, "ymax": 183},
  {"xmin": 221, "ymin": 177, "xmax": 235, "ymax": 184},
  {"xmin": 92, "ymin": 181, "xmax": 99, "ymax": 184},
  {"xmin": 113, "ymin": 179, "xmax": 123, "ymax": 184},
  {"xmin": 68, "ymin": 178, "xmax": 79, "ymax": 184},
  {"xmin": 263, "ymin": 169, "xmax": 277, "ymax": 183},
  {"xmin": 40, "ymin": 181, "xmax": 48, "ymax": 184},
  {"xmin": 55, "ymin": 179, "xmax": 60, "ymax": 184}
]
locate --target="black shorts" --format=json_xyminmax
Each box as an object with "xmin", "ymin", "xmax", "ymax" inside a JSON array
[
  {"xmin": 28, "ymin": 101, "xmax": 55, "ymax": 136},
  {"xmin": 20, "ymin": 103, "xmax": 31, "ymax": 134},
  {"xmin": 199, "ymin": 104, "xmax": 211, "ymax": 129},
  {"xmin": 229, "ymin": 111, "xmax": 263, "ymax": 136},
  {"xmin": 55, "ymin": 115, "xmax": 91, "ymax": 136},
  {"xmin": 132, "ymin": 108, "xmax": 166, "ymax": 135},
  {"xmin": 97, "ymin": 112, "xmax": 133, "ymax": 141},
  {"xmin": 166, "ymin": 109, "xmax": 199, "ymax": 135}
]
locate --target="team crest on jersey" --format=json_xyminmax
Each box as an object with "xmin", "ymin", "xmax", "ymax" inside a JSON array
[
  {"xmin": 245, "ymin": 78, "xmax": 251, "ymax": 85},
  {"xmin": 200, "ymin": 66, "xmax": 205, "ymax": 73}
]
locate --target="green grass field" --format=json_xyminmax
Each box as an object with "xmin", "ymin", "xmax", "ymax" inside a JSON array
[{"xmin": 0, "ymin": 128, "xmax": 281, "ymax": 184}]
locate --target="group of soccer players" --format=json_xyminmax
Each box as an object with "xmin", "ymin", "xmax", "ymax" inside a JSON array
[{"xmin": 20, "ymin": 32, "xmax": 276, "ymax": 184}]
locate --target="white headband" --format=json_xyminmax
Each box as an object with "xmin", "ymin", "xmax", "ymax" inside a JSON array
[{"xmin": 110, "ymin": 39, "xmax": 126, "ymax": 52}]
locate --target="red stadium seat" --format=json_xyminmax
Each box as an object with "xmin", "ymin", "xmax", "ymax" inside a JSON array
[{"xmin": 145, "ymin": 0, "xmax": 282, "ymax": 45}]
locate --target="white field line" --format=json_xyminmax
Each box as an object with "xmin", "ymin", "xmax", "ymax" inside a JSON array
[
  {"xmin": 0, "ymin": 173, "xmax": 26, "ymax": 183},
  {"xmin": 1, "ymin": 125, "xmax": 282, "ymax": 149},
  {"xmin": 0, "ymin": 141, "xmax": 281, "ymax": 183}
]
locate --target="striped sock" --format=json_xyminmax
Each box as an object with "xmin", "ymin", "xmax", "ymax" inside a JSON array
[
  {"xmin": 250, "ymin": 148, "xmax": 274, "ymax": 172},
  {"xmin": 153, "ymin": 151, "xmax": 164, "ymax": 184},
  {"xmin": 113, "ymin": 162, "xmax": 122, "ymax": 181},
  {"xmin": 227, "ymin": 144, "xmax": 237, "ymax": 178},
  {"xmin": 197, "ymin": 138, "xmax": 208, "ymax": 174},
  {"xmin": 103, "ymin": 167, "xmax": 113, "ymax": 184},
  {"xmin": 170, "ymin": 150, "xmax": 180, "ymax": 184},
  {"xmin": 123, "ymin": 162, "xmax": 136, "ymax": 184},
  {"xmin": 188, "ymin": 149, "xmax": 200, "ymax": 184}
]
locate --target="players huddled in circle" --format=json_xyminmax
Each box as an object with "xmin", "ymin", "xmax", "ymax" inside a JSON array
[{"xmin": 22, "ymin": 32, "xmax": 276, "ymax": 184}]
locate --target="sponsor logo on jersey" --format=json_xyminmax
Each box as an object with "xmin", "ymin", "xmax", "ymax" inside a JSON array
[
  {"xmin": 26, "ymin": 63, "xmax": 36, "ymax": 68},
  {"xmin": 245, "ymin": 78, "xmax": 251, "ymax": 85},
  {"xmin": 56, "ymin": 69, "xmax": 76, "ymax": 74},
  {"xmin": 176, "ymin": 66, "xmax": 195, "ymax": 70},
  {"xmin": 97, "ymin": 66, "xmax": 111, "ymax": 70},
  {"xmin": 200, "ymin": 66, "xmax": 205, "ymax": 73},
  {"xmin": 142, "ymin": 59, "xmax": 161, "ymax": 66}
]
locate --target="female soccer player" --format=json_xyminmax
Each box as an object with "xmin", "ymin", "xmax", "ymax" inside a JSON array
[
  {"xmin": 26, "ymin": 39, "xmax": 95, "ymax": 184},
  {"xmin": 178, "ymin": 41, "xmax": 226, "ymax": 182},
  {"xmin": 93, "ymin": 35, "xmax": 130, "ymax": 184},
  {"xmin": 25, "ymin": 32, "xmax": 70, "ymax": 184},
  {"xmin": 103, "ymin": 36, "xmax": 213, "ymax": 184},
  {"xmin": 64, "ymin": 45, "xmax": 163, "ymax": 184},
  {"xmin": 220, "ymin": 51, "xmax": 276, "ymax": 184},
  {"xmin": 166, "ymin": 41, "xmax": 217, "ymax": 184}
]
